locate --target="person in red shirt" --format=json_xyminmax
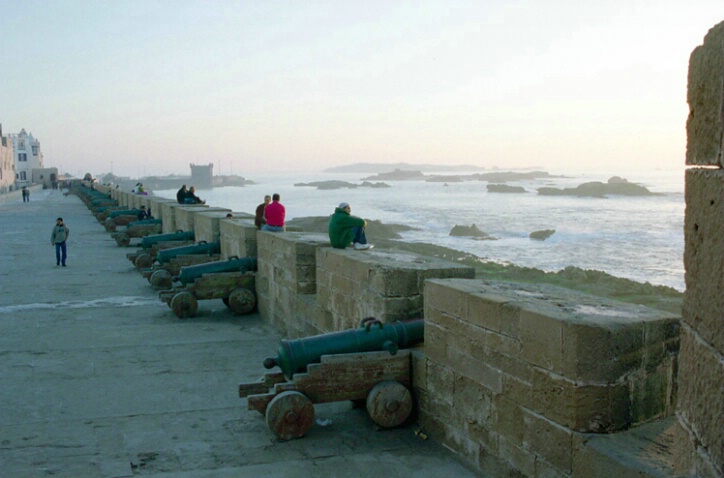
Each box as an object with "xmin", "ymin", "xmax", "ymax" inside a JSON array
[{"xmin": 261, "ymin": 193, "xmax": 285, "ymax": 232}]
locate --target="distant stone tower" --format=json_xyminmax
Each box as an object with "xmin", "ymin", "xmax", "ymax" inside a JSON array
[{"xmin": 190, "ymin": 163, "xmax": 213, "ymax": 189}]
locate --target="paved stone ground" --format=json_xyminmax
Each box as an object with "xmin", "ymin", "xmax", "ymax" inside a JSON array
[{"xmin": 0, "ymin": 189, "xmax": 484, "ymax": 477}]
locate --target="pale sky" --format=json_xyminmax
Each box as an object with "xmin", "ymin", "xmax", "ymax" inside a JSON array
[{"xmin": 1, "ymin": 1, "xmax": 722, "ymax": 177}]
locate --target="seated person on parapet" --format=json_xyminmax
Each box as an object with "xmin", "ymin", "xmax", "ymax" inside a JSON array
[
  {"xmin": 261, "ymin": 193, "xmax": 285, "ymax": 232},
  {"xmin": 184, "ymin": 186, "xmax": 206, "ymax": 204},
  {"xmin": 328, "ymin": 202, "xmax": 373, "ymax": 250},
  {"xmin": 137, "ymin": 205, "xmax": 150, "ymax": 221}
]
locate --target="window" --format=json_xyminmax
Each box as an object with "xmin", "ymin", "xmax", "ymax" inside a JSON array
[
  {"xmin": 32, "ymin": 146, "xmax": 38, "ymax": 155},
  {"xmin": 19, "ymin": 171, "xmax": 26, "ymax": 180},
  {"xmin": 18, "ymin": 141, "xmax": 25, "ymax": 150},
  {"xmin": 18, "ymin": 153, "xmax": 26, "ymax": 162}
]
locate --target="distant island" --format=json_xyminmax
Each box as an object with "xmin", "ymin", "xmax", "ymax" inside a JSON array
[
  {"xmin": 360, "ymin": 169, "xmax": 557, "ymax": 183},
  {"xmin": 294, "ymin": 180, "xmax": 391, "ymax": 190},
  {"xmin": 537, "ymin": 177, "xmax": 655, "ymax": 197},
  {"xmin": 324, "ymin": 162, "xmax": 487, "ymax": 173}
]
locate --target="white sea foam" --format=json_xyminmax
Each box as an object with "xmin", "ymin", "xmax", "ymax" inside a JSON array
[{"xmin": 155, "ymin": 168, "xmax": 685, "ymax": 291}]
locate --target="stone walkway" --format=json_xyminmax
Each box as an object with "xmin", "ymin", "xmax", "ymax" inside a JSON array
[{"xmin": 0, "ymin": 189, "xmax": 484, "ymax": 477}]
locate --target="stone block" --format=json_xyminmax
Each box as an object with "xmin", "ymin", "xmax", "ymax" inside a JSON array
[
  {"xmin": 175, "ymin": 205, "xmax": 226, "ymax": 232},
  {"xmin": 220, "ymin": 219, "xmax": 257, "ymax": 259},
  {"xmin": 522, "ymin": 409, "xmax": 573, "ymax": 473},
  {"xmin": 683, "ymin": 168, "xmax": 724, "ymax": 352},
  {"xmin": 193, "ymin": 210, "xmax": 248, "ymax": 243},
  {"xmin": 686, "ymin": 21, "xmax": 724, "ymax": 166},
  {"xmin": 677, "ymin": 325, "xmax": 724, "ymax": 472}
]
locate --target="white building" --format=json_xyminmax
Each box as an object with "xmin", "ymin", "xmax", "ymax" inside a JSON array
[
  {"xmin": 10, "ymin": 128, "xmax": 44, "ymax": 187},
  {"xmin": 0, "ymin": 124, "xmax": 15, "ymax": 193}
]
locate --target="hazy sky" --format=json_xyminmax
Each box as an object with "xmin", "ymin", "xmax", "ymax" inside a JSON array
[{"xmin": 1, "ymin": 1, "xmax": 722, "ymax": 177}]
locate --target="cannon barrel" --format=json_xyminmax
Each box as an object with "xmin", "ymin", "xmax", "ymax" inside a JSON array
[
  {"xmin": 126, "ymin": 218, "xmax": 162, "ymax": 228},
  {"xmin": 140, "ymin": 231, "xmax": 195, "ymax": 249},
  {"xmin": 109, "ymin": 209, "xmax": 142, "ymax": 218},
  {"xmin": 263, "ymin": 318, "xmax": 424, "ymax": 379},
  {"xmin": 174, "ymin": 257, "xmax": 257, "ymax": 285},
  {"xmin": 155, "ymin": 241, "xmax": 220, "ymax": 264}
]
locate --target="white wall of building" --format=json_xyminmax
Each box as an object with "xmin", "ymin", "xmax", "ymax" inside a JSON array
[
  {"xmin": 0, "ymin": 124, "xmax": 16, "ymax": 193},
  {"xmin": 10, "ymin": 128, "xmax": 44, "ymax": 187}
]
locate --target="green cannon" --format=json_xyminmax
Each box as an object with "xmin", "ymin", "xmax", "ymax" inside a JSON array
[
  {"xmin": 108, "ymin": 209, "xmax": 142, "ymax": 218},
  {"xmin": 140, "ymin": 230, "xmax": 195, "ymax": 249},
  {"xmin": 174, "ymin": 257, "xmax": 257, "ymax": 285},
  {"xmin": 156, "ymin": 241, "xmax": 220, "ymax": 264},
  {"xmin": 104, "ymin": 209, "xmax": 143, "ymax": 232},
  {"xmin": 239, "ymin": 317, "xmax": 424, "ymax": 440},
  {"xmin": 112, "ymin": 219, "xmax": 163, "ymax": 246},
  {"xmin": 263, "ymin": 318, "xmax": 424, "ymax": 379}
]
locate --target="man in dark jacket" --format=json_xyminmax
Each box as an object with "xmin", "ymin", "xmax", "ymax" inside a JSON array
[
  {"xmin": 50, "ymin": 217, "xmax": 70, "ymax": 266},
  {"xmin": 176, "ymin": 185, "xmax": 188, "ymax": 204},
  {"xmin": 328, "ymin": 202, "xmax": 373, "ymax": 250}
]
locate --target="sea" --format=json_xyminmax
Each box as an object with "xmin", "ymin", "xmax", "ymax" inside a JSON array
[{"xmin": 155, "ymin": 168, "xmax": 686, "ymax": 292}]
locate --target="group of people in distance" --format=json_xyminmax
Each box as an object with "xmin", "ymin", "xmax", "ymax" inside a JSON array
[
  {"xmin": 254, "ymin": 194, "xmax": 372, "ymax": 250},
  {"xmin": 176, "ymin": 185, "xmax": 206, "ymax": 205}
]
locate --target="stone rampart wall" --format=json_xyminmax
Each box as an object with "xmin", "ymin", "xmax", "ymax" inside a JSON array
[
  {"xmin": 682, "ymin": 20, "xmax": 724, "ymax": 477},
  {"xmin": 419, "ymin": 279, "xmax": 679, "ymax": 477}
]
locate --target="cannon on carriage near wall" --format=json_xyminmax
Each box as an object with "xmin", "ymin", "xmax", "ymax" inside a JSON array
[
  {"xmin": 112, "ymin": 219, "xmax": 163, "ymax": 246},
  {"xmin": 158, "ymin": 256, "xmax": 258, "ymax": 319},
  {"xmin": 238, "ymin": 318, "xmax": 424, "ymax": 440},
  {"xmin": 141, "ymin": 241, "xmax": 221, "ymax": 289},
  {"xmin": 127, "ymin": 230, "xmax": 196, "ymax": 269}
]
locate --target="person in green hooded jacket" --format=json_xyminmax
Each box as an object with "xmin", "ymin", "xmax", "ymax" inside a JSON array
[{"xmin": 328, "ymin": 202, "xmax": 373, "ymax": 250}]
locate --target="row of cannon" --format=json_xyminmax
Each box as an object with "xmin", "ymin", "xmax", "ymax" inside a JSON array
[
  {"xmin": 73, "ymin": 185, "xmax": 258, "ymax": 319},
  {"xmin": 72, "ymin": 183, "xmax": 425, "ymax": 440}
]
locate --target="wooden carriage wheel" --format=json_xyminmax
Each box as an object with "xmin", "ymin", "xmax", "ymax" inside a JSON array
[
  {"xmin": 170, "ymin": 291, "xmax": 198, "ymax": 319},
  {"xmin": 228, "ymin": 288, "xmax": 256, "ymax": 315},
  {"xmin": 365, "ymin": 381, "xmax": 412, "ymax": 428},
  {"xmin": 150, "ymin": 270, "xmax": 172, "ymax": 289},
  {"xmin": 134, "ymin": 253, "xmax": 153, "ymax": 269},
  {"xmin": 265, "ymin": 391, "xmax": 315, "ymax": 440}
]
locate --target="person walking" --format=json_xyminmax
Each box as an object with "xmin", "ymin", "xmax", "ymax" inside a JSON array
[
  {"xmin": 51, "ymin": 217, "xmax": 70, "ymax": 267},
  {"xmin": 22, "ymin": 187, "xmax": 29, "ymax": 202},
  {"xmin": 261, "ymin": 193, "xmax": 285, "ymax": 232},
  {"xmin": 255, "ymin": 195, "xmax": 271, "ymax": 229},
  {"xmin": 328, "ymin": 202, "xmax": 373, "ymax": 250}
]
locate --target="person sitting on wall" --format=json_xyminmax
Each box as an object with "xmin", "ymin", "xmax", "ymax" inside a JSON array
[
  {"xmin": 176, "ymin": 184, "xmax": 188, "ymax": 204},
  {"xmin": 137, "ymin": 205, "xmax": 150, "ymax": 221},
  {"xmin": 255, "ymin": 195, "xmax": 271, "ymax": 229},
  {"xmin": 328, "ymin": 202, "xmax": 373, "ymax": 250},
  {"xmin": 184, "ymin": 186, "xmax": 205, "ymax": 204},
  {"xmin": 261, "ymin": 193, "xmax": 285, "ymax": 232}
]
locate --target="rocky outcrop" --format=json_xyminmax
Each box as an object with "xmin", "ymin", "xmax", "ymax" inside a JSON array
[
  {"xmin": 529, "ymin": 229, "xmax": 555, "ymax": 241},
  {"xmin": 473, "ymin": 171, "xmax": 555, "ymax": 182},
  {"xmin": 361, "ymin": 169, "xmax": 426, "ymax": 181},
  {"xmin": 487, "ymin": 184, "xmax": 526, "ymax": 193},
  {"xmin": 537, "ymin": 177, "xmax": 654, "ymax": 197},
  {"xmin": 294, "ymin": 180, "xmax": 390, "ymax": 190},
  {"xmin": 449, "ymin": 224, "xmax": 496, "ymax": 240}
]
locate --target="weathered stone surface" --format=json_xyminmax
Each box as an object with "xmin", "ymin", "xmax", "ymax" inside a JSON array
[
  {"xmin": 683, "ymin": 168, "xmax": 724, "ymax": 351},
  {"xmin": 677, "ymin": 325, "xmax": 724, "ymax": 473},
  {"xmin": 193, "ymin": 210, "xmax": 251, "ymax": 243},
  {"xmin": 317, "ymin": 248, "xmax": 473, "ymax": 329},
  {"xmin": 686, "ymin": 20, "xmax": 724, "ymax": 166},
  {"xmin": 220, "ymin": 219, "xmax": 258, "ymax": 259},
  {"xmin": 175, "ymin": 206, "xmax": 227, "ymax": 233}
]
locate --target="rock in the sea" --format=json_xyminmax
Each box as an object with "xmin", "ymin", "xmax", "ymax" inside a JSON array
[
  {"xmin": 449, "ymin": 224, "xmax": 496, "ymax": 240},
  {"xmin": 537, "ymin": 178, "xmax": 653, "ymax": 197},
  {"xmin": 487, "ymin": 184, "xmax": 526, "ymax": 193},
  {"xmin": 529, "ymin": 229, "xmax": 555, "ymax": 241}
]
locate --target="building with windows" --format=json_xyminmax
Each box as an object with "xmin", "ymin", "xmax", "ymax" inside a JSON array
[
  {"xmin": 9, "ymin": 128, "xmax": 44, "ymax": 187},
  {"xmin": 0, "ymin": 124, "xmax": 15, "ymax": 193}
]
